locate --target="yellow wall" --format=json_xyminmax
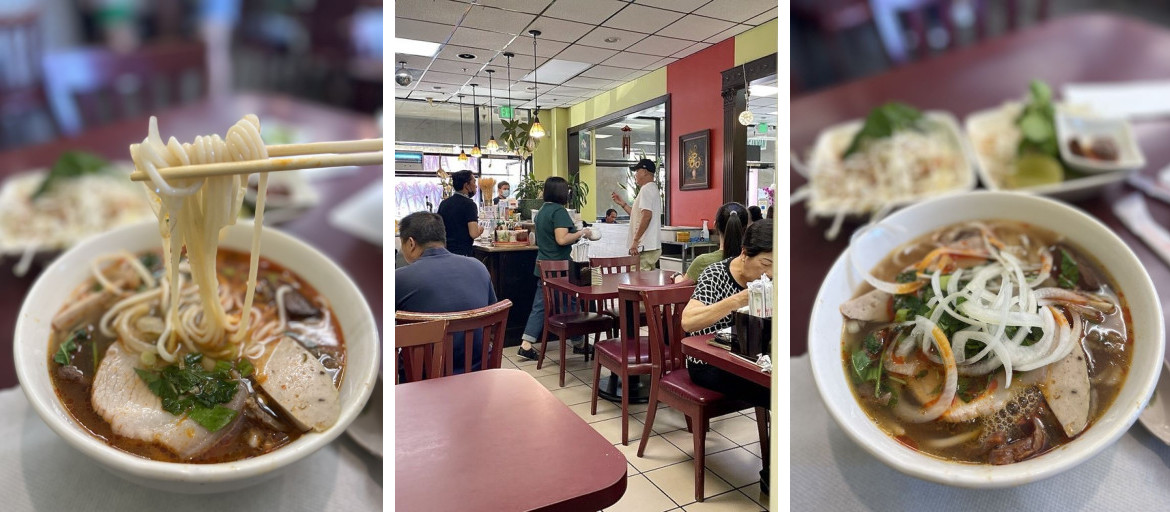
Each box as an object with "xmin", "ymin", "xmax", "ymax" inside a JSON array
[
  {"xmin": 568, "ymin": 68, "xmax": 667, "ymax": 127},
  {"xmin": 734, "ymin": 18, "xmax": 778, "ymax": 65},
  {"xmin": 531, "ymin": 107, "xmax": 569, "ymax": 181}
]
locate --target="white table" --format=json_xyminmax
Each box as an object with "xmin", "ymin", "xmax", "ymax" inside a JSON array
[
  {"xmin": 791, "ymin": 355, "xmax": 1170, "ymax": 510},
  {"xmin": 0, "ymin": 386, "xmax": 382, "ymax": 511}
]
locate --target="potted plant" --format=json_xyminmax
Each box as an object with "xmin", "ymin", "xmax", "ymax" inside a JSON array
[{"xmin": 500, "ymin": 116, "xmax": 545, "ymax": 219}]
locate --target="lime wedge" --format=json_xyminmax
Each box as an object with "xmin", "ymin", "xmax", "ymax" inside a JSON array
[{"xmin": 1010, "ymin": 153, "xmax": 1064, "ymax": 189}]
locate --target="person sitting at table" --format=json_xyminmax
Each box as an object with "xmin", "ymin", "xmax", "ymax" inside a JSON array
[
  {"xmin": 603, "ymin": 208, "xmax": 618, "ymax": 223},
  {"xmin": 674, "ymin": 202, "xmax": 750, "ymax": 285},
  {"xmin": 516, "ymin": 177, "xmax": 592, "ymax": 361},
  {"xmin": 437, "ymin": 170, "xmax": 483, "ymax": 257},
  {"xmin": 396, "ymin": 211, "xmax": 497, "ymax": 374},
  {"xmin": 748, "ymin": 205, "xmax": 763, "ymax": 223},
  {"xmin": 492, "ymin": 180, "xmax": 510, "ymax": 205}
]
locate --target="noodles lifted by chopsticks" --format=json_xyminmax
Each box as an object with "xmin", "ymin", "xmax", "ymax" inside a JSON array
[{"xmin": 128, "ymin": 115, "xmax": 270, "ymax": 362}]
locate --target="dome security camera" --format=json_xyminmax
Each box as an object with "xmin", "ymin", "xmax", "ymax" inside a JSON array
[{"xmin": 395, "ymin": 61, "xmax": 412, "ymax": 86}]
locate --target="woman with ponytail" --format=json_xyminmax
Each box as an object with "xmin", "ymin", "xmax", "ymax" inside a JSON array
[{"xmin": 674, "ymin": 202, "xmax": 750, "ymax": 284}]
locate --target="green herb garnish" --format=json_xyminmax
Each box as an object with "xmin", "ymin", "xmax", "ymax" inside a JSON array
[
  {"xmin": 139, "ymin": 252, "xmax": 159, "ymax": 270},
  {"xmin": 895, "ymin": 271, "xmax": 918, "ymax": 283},
  {"xmin": 1058, "ymin": 248, "xmax": 1080, "ymax": 289},
  {"xmin": 863, "ymin": 332, "xmax": 883, "ymax": 354},
  {"xmin": 1016, "ymin": 80, "xmax": 1059, "ymax": 158},
  {"xmin": 843, "ymin": 102, "xmax": 926, "ymax": 158},
  {"xmin": 133, "ymin": 353, "xmax": 241, "ymax": 432},
  {"xmin": 31, "ymin": 151, "xmax": 110, "ymax": 200},
  {"xmin": 53, "ymin": 329, "xmax": 88, "ymax": 366}
]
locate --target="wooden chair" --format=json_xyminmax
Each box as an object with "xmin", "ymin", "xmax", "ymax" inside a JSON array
[
  {"xmin": 874, "ymin": 0, "xmax": 1050, "ymax": 64},
  {"xmin": 0, "ymin": 8, "xmax": 57, "ymax": 147},
  {"xmin": 394, "ymin": 319, "xmax": 448, "ymax": 384},
  {"xmin": 591, "ymin": 284, "xmax": 655, "ymax": 445},
  {"xmin": 42, "ymin": 42, "xmax": 208, "ymax": 135},
  {"xmin": 590, "ymin": 255, "xmax": 640, "ymax": 322},
  {"xmin": 536, "ymin": 260, "xmax": 616, "ymax": 387},
  {"xmin": 636, "ymin": 286, "xmax": 762, "ymax": 502},
  {"xmin": 396, "ymin": 299, "xmax": 512, "ymax": 376}
]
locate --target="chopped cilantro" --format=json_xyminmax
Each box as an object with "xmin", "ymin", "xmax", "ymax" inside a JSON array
[
  {"xmin": 1058, "ymin": 249, "xmax": 1080, "ymax": 289},
  {"xmin": 863, "ymin": 332, "xmax": 883, "ymax": 354},
  {"xmin": 133, "ymin": 352, "xmax": 241, "ymax": 432},
  {"xmin": 895, "ymin": 271, "xmax": 918, "ymax": 283},
  {"xmin": 53, "ymin": 329, "xmax": 88, "ymax": 366},
  {"xmin": 139, "ymin": 252, "xmax": 159, "ymax": 270}
]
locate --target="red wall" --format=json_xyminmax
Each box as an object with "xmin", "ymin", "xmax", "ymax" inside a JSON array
[{"xmin": 667, "ymin": 38, "xmax": 735, "ymax": 227}]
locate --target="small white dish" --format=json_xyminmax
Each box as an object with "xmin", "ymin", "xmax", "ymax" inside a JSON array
[
  {"xmin": 328, "ymin": 180, "xmax": 383, "ymax": 246},
  {"xmin": 809, "ymin": 191, "xmax": 1163, "ymax": 487},
  {"xmin": 345, "ymin": 376, "xmax": 382, "ymax": 457},
  {"xmin": 1138, "ymin": 359, "xmax": 1170, "ymax": 446},
  {"xmin": 1055, "ymin": 107, "xmax": 1146, "ymax": 173},
  {"xmin": 965, "ymin": 103, "xmax": 1131, "ymax": 201}
]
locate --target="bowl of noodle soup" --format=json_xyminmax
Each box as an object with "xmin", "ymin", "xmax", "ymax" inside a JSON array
[
  {"xmin": 15, "ymin": 220, "xmax": 379, "ymax": 492},
  {"xmin": 14, "ymin": 115, "xmax": 379, "ymax": 493},
  {"xmin": 808, "ymin": 191, "xmax": 1162, "ymax": 487}
]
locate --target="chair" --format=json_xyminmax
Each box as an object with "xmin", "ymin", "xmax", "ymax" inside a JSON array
[
  {"xmin": 873, "ymin": 0, "xmax": 1050, "ymax": 64},
  {"xmin": 394, "ymin": 319, "xmax": 448, "ymax": 384},
  {"xmin": 42, "ymin": 42, "xmax": 208, "ymax": 135},
  {"xmin": 590, "ymin": 255, "xmax": 640, "ymax": 322},
  {"xmin": 536, "ymin": 260, "xmax": 616, "ymax": 387},
  {"xmin": 636, "ymin": 286, "xmax": 763, "ymax": 502},
  {"xmin": 0, "ymin": 9, "xmax": 57, "ymax": 147},
  {"xmin": 396, "ymin": 299, "xmax": 512, "ymax": 376},
  {"xmin": 591, "ymin": 284, "xmax": 655, "ymax": 445}
]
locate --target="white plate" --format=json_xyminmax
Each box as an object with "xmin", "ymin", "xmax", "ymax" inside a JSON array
[
  {"xmin": 1055, "ymin": 107, "xmax": 1146, "ymax": 173},
  {"xmin": 805, "ymin": 110, "xmax": 978, "ymax": 217},
  {"xmin": 328, "ymin": 180, "xmax": 383, "ymax": 246},
  {"xmin": 965, "ymin": 102, "xmax": 1132, "ymax": 201},
  {"xmin": 345, "ymin": 376, "xmax": 382, "ymax": 457}
]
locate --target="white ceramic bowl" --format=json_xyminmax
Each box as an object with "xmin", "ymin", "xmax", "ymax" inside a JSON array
[
  {"xmin": 808, "ymin": 191, "xmax": 1163, "ymax": 487},
  {"xmin": 14, "ymin": 221, "xmax": 380, "ymax": 493}
]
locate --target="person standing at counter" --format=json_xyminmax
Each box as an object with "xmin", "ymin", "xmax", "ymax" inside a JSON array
[
  {"xmin": 437, "ymin": 170, "xmax": 483, "ymax": 257},
  {"xmin": 516, "ymin": 177, "xmax": 592, "ymax": 361},
  {"xmin": 396, "ymin": 211, "xmax": 497, "ymax": 374},
  {"xmin": 492, "ymin": 180, "xmax": 510, "ymax": 205},
  {"xmin": 611, "ymin": 158, "xmax": 662, "ymax": 270}
]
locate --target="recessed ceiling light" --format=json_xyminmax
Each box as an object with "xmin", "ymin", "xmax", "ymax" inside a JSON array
[
  {"xmin": 458, "ymin": 53, "xmax": 477, "ymax": 60},
  {"xmin": 604, "ymin": 37, "xmax": 620, "ymax": 43},
  {"xmin": 394, "ymin": 38, "xmax": 441, "ymax": 57},
  {"xmin": 594, "ymin": 134, "xmax": 613, "ymax": 139}
]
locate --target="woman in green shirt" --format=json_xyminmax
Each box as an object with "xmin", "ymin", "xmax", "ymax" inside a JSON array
[
  {"xmin": 517, "ymin": 177, "xmax": 592, "ymax": 360},
  {"xmin": 675, "ymin": 202, "xmax": 749, "ymax": 285}
]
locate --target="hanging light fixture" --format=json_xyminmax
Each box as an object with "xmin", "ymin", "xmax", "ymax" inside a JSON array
[
  {"xmin": 621, "ymin": 125, "xmax": 632, "ymax": 157},
  {"xmin": 738, "ymin": 65, "xmax": 754, "ymax": 126},
  {"xmin": 470, "ymin": 82, "xmax": 482, "ymax": 157},
  {"xmin": 528, "ymin": 30, "xmax": 546, "ymax": 139},
  {"xmin": 485, "ymin": 68, "xmax": 499, "ymax": 152},
  {"xmin": 504, "ymin": 52, "xmax": 515, "ymax": 154},
  {"xmin": 457, "ymin": 93, "xmax": 469, "ymax": 162}
]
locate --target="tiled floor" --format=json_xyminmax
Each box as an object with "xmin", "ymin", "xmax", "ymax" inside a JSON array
[{"xmin": 503, "ymin": 346, "xmax": 770, "ymax": 512}]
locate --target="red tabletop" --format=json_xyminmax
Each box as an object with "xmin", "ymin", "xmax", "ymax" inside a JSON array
[
  {"xmin": 0, "ymin": 93, "xmax": 383, "ymax": 388},
  {"xmin": 682, "ymin": 334, "xmax": 772, "ymax": 388},
  {"xmin": 790, "ymin": 13, "xmax": 1170, "ymax": 355},
  {"xmin": 395, "ymin": 368, "xmax": 628, "ymax": 512},
  {"xmin": 544, "ymin": 269, "xmax": 675, "ymax": 300}
]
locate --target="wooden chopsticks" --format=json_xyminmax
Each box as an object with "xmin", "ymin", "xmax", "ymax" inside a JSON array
[{"xmin": 128, "ymin": 138, "xmax": 383, "ymax": 182}]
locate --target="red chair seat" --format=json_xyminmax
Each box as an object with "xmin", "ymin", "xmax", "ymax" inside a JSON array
[
  {"xmin": 660, "ymin": 369, "xmax": 728, "ymax": 404},
  {"xmin": 595, "ymin": 337, "xmax": 652, "ymax": 365},
  {"xmin": 548, "ymin": 312, "xmax": 614, "ymax": 332}
]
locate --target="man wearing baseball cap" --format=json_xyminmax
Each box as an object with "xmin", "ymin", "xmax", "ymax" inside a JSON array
[{"xmin": 610, "ymin": 158, "xmax": 662, "ymax": 270}]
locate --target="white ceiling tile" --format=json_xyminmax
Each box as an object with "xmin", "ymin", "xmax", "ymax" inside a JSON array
[
  {"xmin": 395, "ymin": 88, "xmax": 413, "ymax": 98},
  {"xmin": 394, "ymin": 54, "xmax": 436, "ymax": 70},
  {"xmin": 504, "ymin": 37, "xmax": 569, "ymax": 58},
  {"xmin": 561, "ymin": 75, "xmax": 619, "ymax": 89},
  {"xmin": 634, "ymin": 0, "xmax": 713, "ymax": 13},
  {"xmin": 420, "ymin": 70, "xmax": 473, "ymax": 85},
  {"xmin": 645, "ymin": 57, "xmax": 677, "ymax": 70},
  {"xmin": 414, "ymin": 81, "xmax": 460, "ymax": 95},
  {"xmin": 395, "ymin": 0, "xmax": 468, "ymax": 25},
  {"xmin": 459, "ymin": 5, "xmax": 537, "ymax": 35},
  {"xmin": 525, "ymin": 16, "xmax": 596, "ymax": 43},
  {"xmin": 576, "ymin": 26, "xmax": 648, "ymax": 51},
  {"xmin": 671, "ymin": 41, "xmax": 713, "ymax": 59},
  {"xmin": 626, "ymin": 35, "xmax": 694, "ymax": 57},
  {"xmin": 543, "ymin": 0, "xmax": 627, "ymax": 24},
  {"xmin": 656, "ymin": 14, "xmax": 735, "ymax": 41},
  {"xmin": 704, "ymin": 24, "xmax": 752, "ymax": 43},
  {"xmin": 745, "ymin": 7, "xmax": 777, "ymax": 26},
  {"xmin": 449, "ymin": 26, "xmax": 515, "ymax": 51},
  {"xmin": 580, "ymin": 65, "xmax": 640, "ymax": 80},
  {"xmin": 427, "ymin": 57, "xmax": 475, "ymax": 73},
  {"xmin": 693, "ymin": 0, "xmax": 775, "ymax": 23},
  {"xmin": 547, "ymin": 85, "xmax": 592, "ymax": 97},
  {"xmin": 600, "ymin": 51, "xmax": 661, "ymax": 69},
  {"xmin": 624, "ymin": 69, "xmax": 651, "ymax": 80},
  {"xmin": 437, "ymin": 44, "xmax": 498, "ymax": 64},
  {"xmin": 603, "ymin": 4, "xmax": 684, "ymax": 33},
  {"xmin": 552, "ymin": 44, "xmax": 619, "ymax": 64},
  {"xmin": 477, "ymin": 0, "xmax": 555, "ymax": 14},
  {"xmin": 395, "ymin": 19, "xmax": 454, "ymax": 44}
]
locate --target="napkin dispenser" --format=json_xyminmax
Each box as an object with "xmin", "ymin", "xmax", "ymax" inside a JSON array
[
  {"xmin": 731, "ymin": 311, "xmax": 772, "ymax": 359},
  {"xmin": 568, "ymin": 243, "xmax": 592, "ymax": 287}
]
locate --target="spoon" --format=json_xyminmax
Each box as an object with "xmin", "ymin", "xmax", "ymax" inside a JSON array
[{"xmin": 1138, "ymin": 359, "xmax": 1170, "ymax": 444}]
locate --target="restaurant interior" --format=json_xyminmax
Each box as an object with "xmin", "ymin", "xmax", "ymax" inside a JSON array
[
  {"xmin": 394, "ymin": 1, "xmax": 778, "ymax": 511},
  {"xmin": 792, "ymin": 0, "xmax": 1170, "ymax": 510}
]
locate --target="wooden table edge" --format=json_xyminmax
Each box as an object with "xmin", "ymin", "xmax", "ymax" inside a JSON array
[{"xmin": 682, "ymin": 335, "xmax": 772, "ymax": 388}]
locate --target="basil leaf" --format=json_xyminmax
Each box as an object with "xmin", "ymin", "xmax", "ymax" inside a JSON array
[
  {"xmin": 187, "ymin": 405, "xmax": 239, "ymax": 432},
  {"xmin": 1058, "ymin": 249, "xmax": 1080, "ymax": 289},
  {"xmin": 31, "ymin": 151, "xmax": 110, "ymax": 200},
  {"xmin": 851, "ymin": 349, "xmax": 871, "ymax": 380},
  {"xmin": 53, "ymin": 336, "xmax": 77, "ymax": 366},
  {"xmin": 843, "ymin": 102, "xmax": 924, "ymax": 158},
  {"xmin": 863, "ymin": 332, "xmax": 883, "ymax": 354}
]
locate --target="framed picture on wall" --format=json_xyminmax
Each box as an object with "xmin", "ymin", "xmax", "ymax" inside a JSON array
[
  {"xmin": 679, "ymin": 129, "xmax": 710, "ymax": 190},
  {"xmin": 579, "ymin": 129, "xmax": 593, "ymax": 164}
]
